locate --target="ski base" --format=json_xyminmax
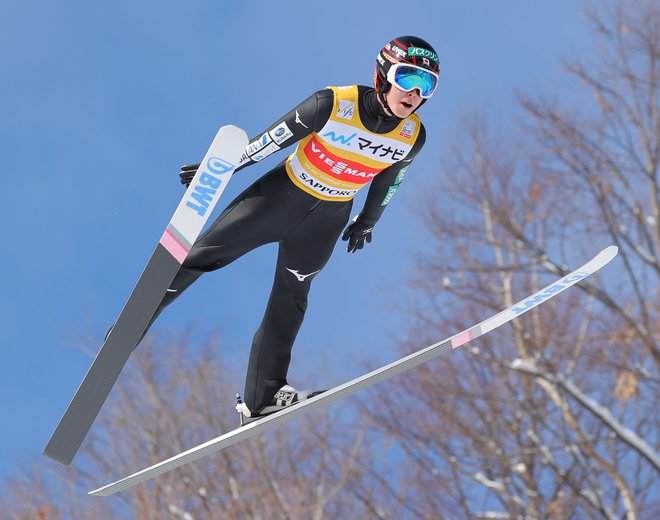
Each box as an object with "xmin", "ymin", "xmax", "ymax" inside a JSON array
[
  {"xmin": 44, "ymin": 125, "xmax": 248, "ymax": 466},
  {"xmin": 44, "ymin": 244, "xmax": 181, "ymax": 465}
]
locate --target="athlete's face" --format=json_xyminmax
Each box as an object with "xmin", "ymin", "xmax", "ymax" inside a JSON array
[{"xmin": 385, "ymin": 85, "xmax": 423, "ymax": 118}]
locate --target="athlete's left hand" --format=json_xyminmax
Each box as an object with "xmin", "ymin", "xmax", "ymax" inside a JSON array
[
  {"xmin": 179, "ymin": 163, "xmax": 200, "ymax": 187},
  {"xmin": 342, "ymin": 218, "xmax": 373, "ymax": 253}
]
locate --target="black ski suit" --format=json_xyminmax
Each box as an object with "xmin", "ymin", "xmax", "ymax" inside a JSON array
[{"xmin": 151, "ymin": 85, "xmax": 426, "ymax": 413}]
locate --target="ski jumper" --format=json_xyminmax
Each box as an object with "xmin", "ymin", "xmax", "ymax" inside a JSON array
[{"xmin": 151, "ymin": 85, "xmax": 426, "ymax": 413}]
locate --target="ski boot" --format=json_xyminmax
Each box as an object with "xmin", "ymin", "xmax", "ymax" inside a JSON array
[{"xmin": 236, "ymin": 385, "xmax": 325, "ymax": 426}]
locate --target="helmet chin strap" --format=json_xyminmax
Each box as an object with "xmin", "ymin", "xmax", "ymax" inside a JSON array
[{"xmin": 376, "ymin": 88, "xmax": 399, "ymax": 119}]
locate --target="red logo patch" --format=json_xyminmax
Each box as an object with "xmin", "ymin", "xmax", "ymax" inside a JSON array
[{"xmin": 304, "ymin": 137, "xmax": 381, "ymax": 185}]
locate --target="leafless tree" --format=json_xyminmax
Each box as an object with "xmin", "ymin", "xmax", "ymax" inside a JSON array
[
  {"xmin": 2, "ymin": 331, "xmax": 388, "ymax": 519},
  {"xmin": 4, "ymin": 2, "xmax": 659, "ymax": 519},
  {"xmin": 365, "ymin": 1, "xmax": 659, "ymax": 519}
]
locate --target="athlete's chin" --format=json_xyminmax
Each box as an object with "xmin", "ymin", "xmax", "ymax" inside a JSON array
[{"xmin": 393, "ymin": 105, "xmax": 415, "ymax": 118}]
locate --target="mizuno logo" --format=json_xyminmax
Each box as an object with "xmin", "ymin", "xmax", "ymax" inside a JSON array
[
  {"xmin": 295, "ymin": 110, "xmax": 308, "ymax": 128},
  {"xmin": 285, "ymin": 268, "xmax": 320, "ymax": 282}
]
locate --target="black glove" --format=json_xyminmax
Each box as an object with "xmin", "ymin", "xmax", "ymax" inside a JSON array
[
  {"xmin": 341, "ymin": 217, "xmax": 373, "ymax": 253},
  {"xmin": 179, "ymin": 163, "xmax": 200, "ymax": 187}
]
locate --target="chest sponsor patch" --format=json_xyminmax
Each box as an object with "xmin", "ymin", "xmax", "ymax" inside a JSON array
[
  {"xmin": 304, "ymin": 136, "xmax": 380, "ymax": 185},
  {"xmin": 321, "ymin": 120, "xmax": 412, "ymax": 162}
]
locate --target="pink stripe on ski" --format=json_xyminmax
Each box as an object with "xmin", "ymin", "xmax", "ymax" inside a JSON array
[
  {"xmin": 160, "ymin": 229, "xmax": 189, "ymax": 264},
  {"xmin": 451, "ymin": 330, "xmax": 474, "ymax": 349}
]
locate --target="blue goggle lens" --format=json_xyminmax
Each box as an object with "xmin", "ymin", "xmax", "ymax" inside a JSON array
[{"xmin": 393, "ymin": 66, "xmax": 438, "ymax": 98}]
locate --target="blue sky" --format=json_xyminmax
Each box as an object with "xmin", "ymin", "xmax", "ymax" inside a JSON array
[{"xmin": 0, "ymin": 1, "xmax": 590, "ymax": 479}]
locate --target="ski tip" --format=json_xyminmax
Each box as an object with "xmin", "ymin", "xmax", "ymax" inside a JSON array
[
  {"xmin": 600, "ymin": 245, "xmax": 619, "ymax": 263},
  {"xmin": 216, "ymin": 124, "xmax": 248, "ymax": 142}
]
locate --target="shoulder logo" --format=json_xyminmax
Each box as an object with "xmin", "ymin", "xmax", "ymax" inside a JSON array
[
  {"xmin": 269, "ymin": 121, "xmax": 293, "ymax": 145},
  {"xmin": 337, "ymin": 100, "xmax": 355, "ymax": 120},
  {"xmin": 400, "ymin": 120, "xmax": 417, "ymax": 139},
  {"xmin": 295, "ymin": 110, "xmax": 308, "ymax": 129},
  {"xmin": 246, "ymin": 133, "xmax": 271, "ymax": 156}
]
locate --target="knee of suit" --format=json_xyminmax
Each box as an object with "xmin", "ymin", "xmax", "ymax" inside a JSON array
[
  {"xmin": 281, "ymin": 279, "xmax": 311, "ymax": 313},
  {"xmin": 274, "ymin": 285, "xmax": 309, "ymax": 314},
  {"xmin": 294, "ymin": 295, "xmax": 308, "ymax": 314}
]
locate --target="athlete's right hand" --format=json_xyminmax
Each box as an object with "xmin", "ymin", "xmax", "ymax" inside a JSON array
[
  {"xmin": 179, "ymin": 163, "xmax": 200, "ymax": 187},
  {"xmin": 342, "ymin": 218, "xmax": 374, "ymax": 253}
]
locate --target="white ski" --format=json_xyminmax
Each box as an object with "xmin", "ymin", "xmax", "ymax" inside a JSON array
[
  {"xmin": 44, "ymin": 125, "xmax": 248, "ymax": 466},
  {"xmin": 90, "ymin": 245, "xmax": 618, "ymax": 496}
]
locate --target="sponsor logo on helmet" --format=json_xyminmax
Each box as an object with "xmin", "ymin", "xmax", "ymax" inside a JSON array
[
  {"xmin": 383, "ymin": 52, "xmax": 399, "ymax": 65},
  {"xmin": 377, "ymin": 54, "xmax": 386, "ymax": 66},
  {"xmin": 390, "ymin": 45, "xmax": 408, "ymax": 59},
  {"xmin": 408, "ymin": 47, "xmax": 439, "ymax": 63}
]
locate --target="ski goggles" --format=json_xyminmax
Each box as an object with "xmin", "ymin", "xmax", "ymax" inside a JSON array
[{"xmin": 387, "ymin": 63, "xmax": 439, "ymax": 99}]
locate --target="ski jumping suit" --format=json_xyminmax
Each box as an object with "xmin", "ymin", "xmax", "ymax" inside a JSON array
[{"xmin": 152, "ymin": 85, "xmax": 426, "ymax": 414}]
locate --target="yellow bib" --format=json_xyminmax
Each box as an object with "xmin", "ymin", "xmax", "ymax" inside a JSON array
[{"xmin": 285, "ymin": 85, "xmax": 421, "ymax": 201}]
